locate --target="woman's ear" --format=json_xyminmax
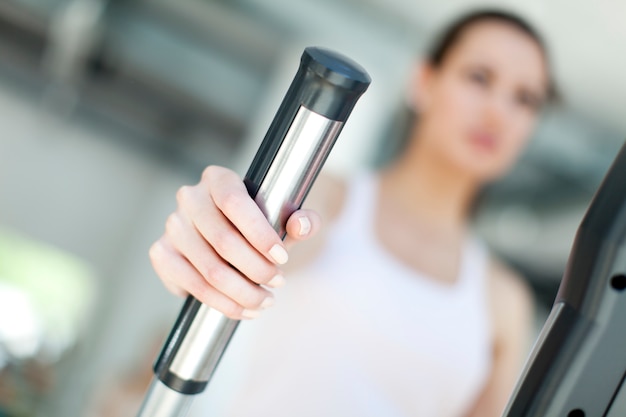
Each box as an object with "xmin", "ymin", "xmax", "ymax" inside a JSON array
[{"xmin": 407, "ymin": 60, "xmax": 434, "ymax": 113}]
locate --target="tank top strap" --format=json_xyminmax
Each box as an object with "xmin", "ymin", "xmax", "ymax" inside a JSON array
[
  {"xmin": 456, "ymin": 234, "xmax": 491, "ymax": 304},
  {"xmin": 458, "ymin": 235, "xmax": 493, "ymax": 339},
  {"xmin": 330, "ymin": 170, "xmax": 379, "ymax": 235}
]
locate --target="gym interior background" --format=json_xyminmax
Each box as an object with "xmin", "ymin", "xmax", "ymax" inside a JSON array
[{"xmin": 0, "ymin": 0, "xmax": 624, "ymax": 416}]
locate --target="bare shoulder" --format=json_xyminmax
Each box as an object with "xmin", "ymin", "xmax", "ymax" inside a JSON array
[
  {"xmin": 487, "ymin": 258, "xmax": 534, "ymax": 312},
  {"xmin": 486, "ymin": 257, "xmax": 536, "ymax": 349}
]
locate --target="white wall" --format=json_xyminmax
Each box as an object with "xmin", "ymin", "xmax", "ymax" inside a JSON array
[{"xmin": 0, "ymin": 80, "xmax": 194, "ymax": 415}]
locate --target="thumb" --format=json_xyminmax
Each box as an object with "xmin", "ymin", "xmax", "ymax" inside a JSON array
[{"xmin": 283, "ymin": 209, "xmax": 322, "ymax": 249}]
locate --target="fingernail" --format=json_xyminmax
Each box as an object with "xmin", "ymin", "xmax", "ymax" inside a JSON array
[
  {"xmin": 260, "ymin": 297, "xmax": 275, "ymax": 309},
  {"xmin": 298, "ymin": 216, "xmax": 311, "ymax": 236},
  {"xmin": 242, "ymin": 309, "xmax": 261, "ymax": 319},
  {"xmin": 269, "ymin": 244, "xmax": 289, "ymax": 265},
  {"xmin": 267, "ymin": 274, "xmax": 286, "ymax": 288}
]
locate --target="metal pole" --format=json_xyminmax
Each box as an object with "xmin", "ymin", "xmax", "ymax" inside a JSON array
[
  {"xmin": 137, "ymin": 47, "xmax": 371, "ymax": 417},
  {"xmin": 502, "ymin": 141, "xmax": 626, "ymax": 416}
]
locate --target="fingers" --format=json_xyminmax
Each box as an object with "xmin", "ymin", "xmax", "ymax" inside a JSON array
[
  {"xmin": 149, "ymin": 238, "xmax": 273, "ymax": 320},
  {"xmin": 202, "ymin": 166, "xmax": 289, "ymax": 265},
  {"xmin": 169, "ymin": 204, "xmax": 282, "ymax": 289},
  {"xmin": 166, "ymin": 203, "xmax": 284, "ymax": 287},
  {"xmin": 151, "ymin": 165, "xmax": 323, "ymax": 320}
]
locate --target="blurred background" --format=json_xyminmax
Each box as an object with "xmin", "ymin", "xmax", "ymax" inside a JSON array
[{"xmin": 0, "ymin": 0, "xmax": 624, "ymax": 416}]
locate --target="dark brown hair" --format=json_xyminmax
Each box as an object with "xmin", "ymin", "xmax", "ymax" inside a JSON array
[{"xmin": 426, "ymin": 9, "xmax": 558, "ymax": 101}]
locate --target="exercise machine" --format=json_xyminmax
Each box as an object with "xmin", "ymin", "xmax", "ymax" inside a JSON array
[
  {"xmin": 503, "ymin": 141, "xmax": 626, "ymax": 416},
  {"xmin": 136, "ymin": 46, "xmax": 371, "ymax": 417}
]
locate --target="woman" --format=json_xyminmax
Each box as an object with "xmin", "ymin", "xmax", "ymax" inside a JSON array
[{"xmin": 149, "ymin": 9, "xmax": 556, "ymax": 417}]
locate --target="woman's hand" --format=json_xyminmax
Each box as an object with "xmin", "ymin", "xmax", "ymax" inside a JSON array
[{"xmin": 149, "ymin": 165, "xmax": 321, "ymax": 320}]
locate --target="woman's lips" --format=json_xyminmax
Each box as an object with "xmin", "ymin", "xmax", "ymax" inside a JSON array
[{"xmin": 468, "ymin": 130, "xmax": 498, "ymax": 153}]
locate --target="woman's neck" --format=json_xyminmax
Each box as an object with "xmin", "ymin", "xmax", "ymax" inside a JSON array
[{"xmin": 379, "ymin": 137, "xmax": 481, "ymax": 236}]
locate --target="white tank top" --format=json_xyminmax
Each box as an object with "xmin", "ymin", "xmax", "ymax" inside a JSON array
[{"xmin": 206, "ymin": 172, "xmax": 493, "ymax": 417}]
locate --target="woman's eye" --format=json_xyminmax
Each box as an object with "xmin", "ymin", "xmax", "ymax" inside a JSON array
[
  {"xmin": 467, "ymin": 70, "xmax": 489, "ymax": 86},
  {"xmin": 515, "ymin": 90, "xmax": 542, "ymax": 112}
]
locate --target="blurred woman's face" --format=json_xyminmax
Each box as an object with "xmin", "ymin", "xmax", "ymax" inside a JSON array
[{"xmin": 415, "ymin": 20, "xmax": 549, "ymax": 182}]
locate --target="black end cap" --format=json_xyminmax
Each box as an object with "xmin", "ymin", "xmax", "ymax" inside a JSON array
[
  {"xmin": 296, "ymin": 47, "xmax": 371, "ymax": 121},
  {"xmin": 302, "ymin": 47, "xmax": 371, "ymax": 94}
]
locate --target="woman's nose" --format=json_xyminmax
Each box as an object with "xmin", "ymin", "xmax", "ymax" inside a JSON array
[{"xmin": 483, "ymin": 89, "xmax": 514, "ymax": 128}]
